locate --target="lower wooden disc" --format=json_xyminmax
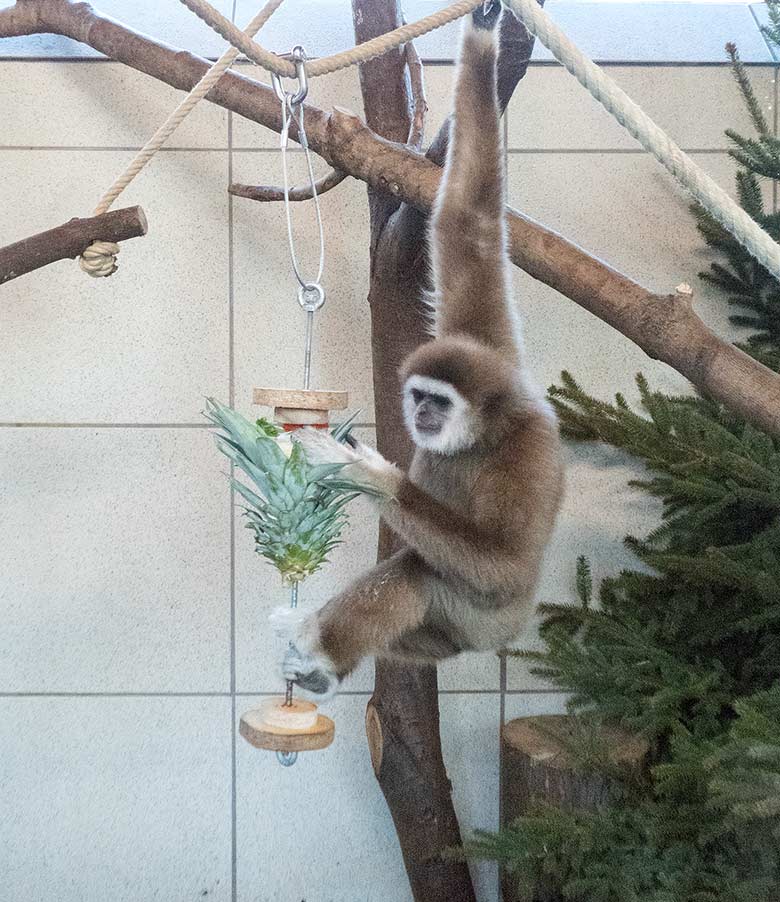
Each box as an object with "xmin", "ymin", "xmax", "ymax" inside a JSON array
[{"xmin": 239, "ymin": 704, "xmax": 335, "ymax": 753}]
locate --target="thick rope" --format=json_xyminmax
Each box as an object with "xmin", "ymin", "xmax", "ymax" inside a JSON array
[
  {"xmin": 80, "ymin": 0, "xmax": 285, "ymax": 276},
  {"xmin": 503, "ymin": 0, "xmax": 780, "ymax": 282},
  {"xmin": 178, "ymin": 0, "xmax": 484, "ymax": 78}
]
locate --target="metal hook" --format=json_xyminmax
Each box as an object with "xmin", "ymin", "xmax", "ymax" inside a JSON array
[
  {"xmin": 277, "ymin": 750, "xmax": 299, "ymax": 767},
  {"xmin": 271, "ymin": 45, "xmax": 308, "ymax": 108}
]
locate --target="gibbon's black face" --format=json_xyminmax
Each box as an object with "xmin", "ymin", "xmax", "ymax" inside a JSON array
[
  {"xmin": 402, "ymin": 374, "xmax": 477, "ymax": 454},
  {"xmin": 411, "ymin": 387, "xmax": 451, "ymax": 435}
]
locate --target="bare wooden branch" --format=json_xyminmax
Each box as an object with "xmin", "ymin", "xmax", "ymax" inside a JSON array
[
  {"xmin": 404, "ymin": 39, "xmax": 427, "ymax": 149},
  {"xmin": 228, "ymin": 168, "xmax": 347, "ymax": 202},
  {"xmin": 0, "ymin": 206, "xmax": 148, "ymax": 285},
  {"xmin": 4, "ymin": 0, "xmax": 779, "ymax": 432}
]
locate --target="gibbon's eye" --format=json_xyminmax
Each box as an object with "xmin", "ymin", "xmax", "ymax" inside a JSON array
[
  {"xmin": 411, "ymin": 388, "xmax": 425, "ymax": 404},
  {"xmin": 430, "ymin": 394, "xmax": 452, "ymax": 411}
]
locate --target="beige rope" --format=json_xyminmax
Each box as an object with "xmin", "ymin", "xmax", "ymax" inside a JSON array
[
  {"xmin": 178, "ymin": 0, "xmax": 484, "ymax": 78},
  {"xmin": 80, "ymin": 0, "xmax": 285, "ymax": 276}
]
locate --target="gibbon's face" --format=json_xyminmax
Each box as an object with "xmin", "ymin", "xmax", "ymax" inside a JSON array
[{"xmin": 402, "ymin": 375, "xmax": 478, "ymax": 454}]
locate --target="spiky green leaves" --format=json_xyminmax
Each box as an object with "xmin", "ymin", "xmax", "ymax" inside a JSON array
[{"xmin": 205, "ymin": 398, "xmax": 365, "ymax": 584}]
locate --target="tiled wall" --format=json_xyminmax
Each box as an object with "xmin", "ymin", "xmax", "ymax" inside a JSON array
[{"xmin": 1, "ymin": 3, "xmax": 775, "ymax": 901}]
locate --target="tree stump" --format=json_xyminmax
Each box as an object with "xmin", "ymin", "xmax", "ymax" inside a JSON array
[{"xmin": 500, "ymin": 715, "xmax": 648, "ymax": 902}]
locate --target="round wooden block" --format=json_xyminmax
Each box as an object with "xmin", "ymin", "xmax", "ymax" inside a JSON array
[
  {"xmin": 253, "ymin": 388, "xmax": 348, "ymax": 412},
  {"xmin": 239, "ymin": 704, "xmax": 336, "ymax": 753}
]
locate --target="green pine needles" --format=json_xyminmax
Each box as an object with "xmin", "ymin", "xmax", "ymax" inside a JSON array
[
  {"xmin": 205, "ymin": 398, "xmax": 371, "ymax": 584},
  {"xmin": 467, "ymin": 20, "xmax": 780, "ymax": 901}
]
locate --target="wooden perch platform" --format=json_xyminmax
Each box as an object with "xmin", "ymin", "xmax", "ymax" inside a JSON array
[
  {"xmin": 501, "ymin": 715, "xmax": 648, "ymax": 902},
  {"xmin": 240, "ymin": 702, "xmax": 335, "ymax": 753},
  {"xmin": 0, "ymin": 206, "xmax": 148, "ymax": 285}
]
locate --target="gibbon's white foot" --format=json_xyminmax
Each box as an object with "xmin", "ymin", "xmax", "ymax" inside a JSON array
[
  {"xmin": 282, "ymin": 640, "xmax": 339, "ymax": 700},
  {"xmin": 268, "ymin": 605, "xmax": 306, "ymax": 640},
  {"xmin": 274, "ymin": 607, "xmax": 340, "ymax": 699},
  {"xmin": 295, "ymin": 427, "xmax": 401, "ymax": 498}
]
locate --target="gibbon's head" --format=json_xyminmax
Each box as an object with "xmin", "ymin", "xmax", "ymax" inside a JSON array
[{"xmin": 400, "ymin": 335, "xmax": 524, "ymax": 454}]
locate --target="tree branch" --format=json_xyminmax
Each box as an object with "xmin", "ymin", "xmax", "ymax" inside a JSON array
[
  {"xmin": 0, "ymin": 205, "xmax": 148, "ymax": 284},
  {"xmin": 2, "ymin": 0, "xmax": 780, "ymax": 434},
  {"xmin": 228, "ymin": 168, "xmax": 347, "ymax": 202}
]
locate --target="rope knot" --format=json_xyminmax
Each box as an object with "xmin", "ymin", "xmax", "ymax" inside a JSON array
[{"xmin": 79, "ymin": 241, "xmax": 120, "ymax": 278}]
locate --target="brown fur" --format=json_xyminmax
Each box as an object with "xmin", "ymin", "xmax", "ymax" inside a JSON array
[{"xmin": 288, "ymin": 10, "xmax": 564, "ymax": 693}]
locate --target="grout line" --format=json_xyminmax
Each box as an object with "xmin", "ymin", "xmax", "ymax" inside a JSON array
[
  {"xmin": 751, "ymin": 3, "xmax": 779, "ymax": 63},
  {"xmin": 506, "ymin": 147, "xmax": 735, "ymax": 155},
  {"xmin": 0, "ymin": 688, "xmax": 548, "ymax": 698},
  {"xmin": 1, "ymin": 56, "xmax": 777, "ymax": 68},
  {"xmin": 0, "ymin": 421, "xmax": 212, "ymax": 428},
  {"xmin": 0, "ymin": 145, "xmax": 231, "ymax": 152},
  {"xmin": 0, "ymin": 691, "xmax": 230, "ymax": 698},
  {"xmin": 227, "ymin": 14, "xmax": 238, "ymax": 890},
  {"xmin": 0, "ymin": 146, "xmax": 738, "ymax": 156},
  {"xmin": 0, "ymin": 421, "xmax": 376, "ymax": 429}
]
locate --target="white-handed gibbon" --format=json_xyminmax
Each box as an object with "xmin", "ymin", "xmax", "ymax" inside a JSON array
[{"xmin": 275, "ymin": 3, "xmax": 564, "ymax": 698}]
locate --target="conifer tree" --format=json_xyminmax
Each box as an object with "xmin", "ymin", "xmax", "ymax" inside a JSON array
[{"xmin": 468, "ymin": 9, "xmax": 780, "ymax": 899}]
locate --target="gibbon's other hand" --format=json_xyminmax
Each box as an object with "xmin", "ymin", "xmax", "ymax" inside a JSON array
[
  {"xmin": 295, "ymin": 427, "xmax": 401, "ymax": 498},
  {"xmin": 473, "ymin": 0, "xmax": 502, "ymax": 30}
]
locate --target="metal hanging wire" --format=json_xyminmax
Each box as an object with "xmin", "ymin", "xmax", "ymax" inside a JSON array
[{"xmin": 271, "ymin": 46, "xmax": 326, "ymax": 767}]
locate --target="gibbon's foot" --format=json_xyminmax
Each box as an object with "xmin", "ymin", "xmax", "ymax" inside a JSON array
[
  {"xmin": 282, "ymin": 642, "xmax": 339, "ymax": 700},
  {"xmin": 272, "ymin": 606, "xmax": 340, "ymax": 699},
  {"xmin": 268, "ymin": 605, "xmax": 306, "ymax": 640},
  {"xmin": 473, "ymin": 0, "xmax": 502, "ymax": 30}
]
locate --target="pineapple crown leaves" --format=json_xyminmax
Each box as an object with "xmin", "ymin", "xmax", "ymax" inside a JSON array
[{"xmin": 204, "ymin": 398, "xmax": 370, "ymax": 582}]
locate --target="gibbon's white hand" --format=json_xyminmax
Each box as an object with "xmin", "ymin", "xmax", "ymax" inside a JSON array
[{"xmin": 295, "ymin": 427, "xmax": 401, "ymax": 498}]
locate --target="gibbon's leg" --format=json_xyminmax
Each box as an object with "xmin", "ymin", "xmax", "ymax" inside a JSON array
[
  {"xmin": 431, "ymin": 7, "xmax": 513, "ymax": 349},
  {"xmin": 279, "ymin": 550, "xmax": 433, "ymax": 695}
]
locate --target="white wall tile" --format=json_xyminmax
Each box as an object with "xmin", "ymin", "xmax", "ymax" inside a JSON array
[
  {"xmin": 0, "ymin": 0, "xmax": 234, "ymax": 58},
  {"xmin": 531, "ymin": 3, "xmax": 774, "ymax": 63},
  {"xmin": 0, "ymin": 150, "xmax": 229, "ymax": 423},
  {"xmin": 506, "ymin": 442, "xmax": 660, "ymax": 691},
  {"xmin": 0, "ymin": 696, "xmax": 232, "ymax": 902},
  {"xmin": 507, "ymin": 150, "xmax": 758, "ymax": 405},
  {"xmin": 0, "ymin": 428, "xmax": 230, "ymax": 692},
  {"xmin": 235, "ymin": 692, "xmax": 500, "ymax": 902},
  {"xmin": 440, "ymin": 693, "xmax": 502, "ymax": 902},
  {"xmin": 233, "ymin": 0, "xmax": 357, "ymax": 61},
  {"xmin": 235, "ymin": 693, "xmax": 413, "ymax": 902},
  {"xmin": 507, "ymin": 66, "xmax": 776, "ymax": 150},
  {"xmin": 231, "ymin": 150, "xmax": 374, "ymax": 421},
  {"xmin": 503, "ymin": 692, "xmax": 570, "ymax": 718},
  {"xmin": 0, "ymin": 62, "xmax": 227, "ymax": 148}
]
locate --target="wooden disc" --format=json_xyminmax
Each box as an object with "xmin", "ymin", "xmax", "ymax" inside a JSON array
[
  {"xmin": 239, "ymin": 704, "xmax": 336, "ymax": 753},
  {"xmin": 252, "ymin": 388, "xmax": 349, "ymax": 411},
  {"xmin": 258, "ymin": 697, "xmax": 318, "ymax": 730}
]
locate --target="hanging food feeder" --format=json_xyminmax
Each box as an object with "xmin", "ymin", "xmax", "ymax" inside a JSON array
[{"xmin": 238, "ymin": 387, "xmax": 348, "ymax": 759}]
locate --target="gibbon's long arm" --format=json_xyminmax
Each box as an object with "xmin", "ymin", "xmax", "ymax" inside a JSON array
[{"xmin": 429, "ymin": 13, "xmax": 514, "ymax": 351}]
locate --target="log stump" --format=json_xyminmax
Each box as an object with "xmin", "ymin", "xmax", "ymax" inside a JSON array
[{"xmin": 500, "ymin": 714, "xmax": 648, "ymax": 902}]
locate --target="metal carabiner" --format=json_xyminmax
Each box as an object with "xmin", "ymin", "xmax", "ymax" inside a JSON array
[{"xmin": 271, "ymin": 46, "xmax": 309, "ymax": 108}]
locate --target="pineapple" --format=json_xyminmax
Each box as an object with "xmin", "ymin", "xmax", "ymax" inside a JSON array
[{"xmin": 205, "ymin": 398, "xmax": 370, "ymax": 584}]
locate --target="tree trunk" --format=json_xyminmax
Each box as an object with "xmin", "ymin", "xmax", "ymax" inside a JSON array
[
  {"xmin": 352, "ymin": 6, "xmax": 539, "ymax": 898},
  {"xmin": 500, "ymin": 716, "xmax": 648, "ymax": 902},
  {"xmin": 350, "ymin": 2, "xmax": 475, "ymax": 898}
]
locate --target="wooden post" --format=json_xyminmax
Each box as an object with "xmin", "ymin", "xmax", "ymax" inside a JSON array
[{"xmin": 501, "ymin": 715, "xmax": 648, "ymax": 902}]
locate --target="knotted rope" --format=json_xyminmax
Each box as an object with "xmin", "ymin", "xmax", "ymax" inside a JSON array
[
  {"xmin": 82, "ymin": 0, "xmax": 780, "ymax": 284},
  {"xmin": 79, "ymin": 0, "xmax": 285, "ymax": 276}
]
